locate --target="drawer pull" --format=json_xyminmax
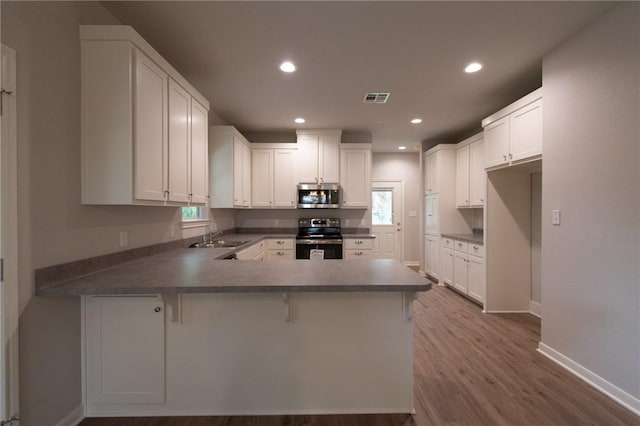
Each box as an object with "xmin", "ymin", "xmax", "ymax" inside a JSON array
[
  {"xmin": 277, "ymin": 240, "xmax": 285, "ymax": 245},
  {"xmin": 355, "ymin": 240, "xmax": 363, "ymax": 245}
]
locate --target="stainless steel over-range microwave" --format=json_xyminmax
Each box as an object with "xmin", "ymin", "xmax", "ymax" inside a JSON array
[{"xmin": 297, "ymin": 183, "xmax": 340, "ymax": 209}]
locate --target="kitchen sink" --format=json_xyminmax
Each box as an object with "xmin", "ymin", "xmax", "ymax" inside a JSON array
[{"xmin": 190, "ymin": 240, "xmax": 251, "ymax": 248}]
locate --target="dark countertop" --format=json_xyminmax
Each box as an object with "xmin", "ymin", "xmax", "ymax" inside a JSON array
[
  {"xmin": 440, "ymin": 233, "xmax": 484, "ymax": 245},
  {"xmin": 37, "ymin": 234, "xmax": 430, "ymax": 296}
]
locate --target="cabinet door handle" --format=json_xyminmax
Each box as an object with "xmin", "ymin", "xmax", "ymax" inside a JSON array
[
  {"xmin": 154, "ymin": 307, "xmax": 162, "ymax": 313},
  {"xmin": 509, "ymin": 153, "xmax": 513, "ymax": 159},
  {"xmin": 503, "ymin": 155, "xmax": 507, "ymax": 161}
]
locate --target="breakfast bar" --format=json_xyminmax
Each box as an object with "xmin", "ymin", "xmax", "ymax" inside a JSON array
[{"xmin": 38, "ymin": 248, "xmax": 431, "ymax": 417}]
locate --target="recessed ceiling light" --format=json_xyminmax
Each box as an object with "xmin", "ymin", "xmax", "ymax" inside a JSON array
[
  {"xmin": 410, "ymin": 118, "xmax": 422, "ymax": 124},
  {"xmin": 398, "ymin": 146, "xmax": 407, "ymax": 150},
  {"xmin": 465, "ymin": 62, "xmax": 483, "ymax": 73},
  {"xmin": 280, "ymin": 61, "xmax": 296, "ymax": 73},
  {"xmin": 294, "ymin": 117, "xmax": 305, "ymax": 124}
]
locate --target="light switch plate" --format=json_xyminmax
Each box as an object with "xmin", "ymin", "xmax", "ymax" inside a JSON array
[
  {"xmin": 119, "ymin": 231, "xmax": 128, "ymax": 247},
  {"xmin": 551, "ymin": 210, "xmax": 561, "ymax": 225}
]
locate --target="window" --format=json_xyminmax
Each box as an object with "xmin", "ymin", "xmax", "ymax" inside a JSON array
[
  {"xmin": 181, "ymin": 206, "xmax": 201, "ymax": 220},
  {"xmin": 372, "ymin": 189, "xmax": 393, "ymax": 225}
]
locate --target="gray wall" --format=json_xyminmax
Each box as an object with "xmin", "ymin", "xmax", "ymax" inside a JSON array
[
  {"xmin": 371, "ymin": 153, "xmax": 421, "ymax": 264},
  {"xmin": 541, "ymin": 3, "xmax": 639, "ymax": 399},
  {"xmin": 530, "ymin": 172, "xmax": 541, "ymax": 305}
]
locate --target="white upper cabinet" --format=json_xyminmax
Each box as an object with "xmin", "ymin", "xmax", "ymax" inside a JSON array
[
  {"xmin": 424, "ymin": 153, "xmax": 439, "ymax": 194},
  {"xmin": 134, "ymin": 51, "xmax": 168, "ymax": 203},
  {"xmin": 509, "ymin": 98, "xmax": 543, "ymax": 162},
  {"xmin": 483, "ymin": 117, "xmax": 510, "ymax": 169},
  {"xmin": 425, "ymin": 194, "xmax": 440, "ymax": 235},
  {"xmin": 469, "ymin": 139, "xmax": 485, "ymax": 206},
  {"xmin": 251, "ymin": 146, "xmax": 297, "ymax": 209},
  {"xmin": 456, "ymin": 144, "xmax": 470, "ymax": 207},
  {"xmin": 167, "ymin": 80, "xmax": 209, "ymax": 205},
  {"xmin": 482, "ymin": 88, "xmax": 543, "ymax": 170},
  {"xmin": 456, "ymin": 133, "xmax": 485, "ymax": 208},
  {"xmin": 340, "ymin": 145, "xmax": 372, "ymax": 209},
  {"xmin": 211, "ymin": 126, "xmax": 251, "ymax": 208},
  {"xmin": 168, "ymin": 79, "xmax": 190, "ymax": 203},
  {"xmin": 190, "ymin": 99, "xmax": 209, "ymax": 204},
  {"xmin": 80, "ymin": 26, "xmax": 210, "ymax": 206},
  {"xmin": 251, "ymin": 149, "xmax": 273, "ymax": 208},
  {"xmin": 273, "ymin": 149, "xmax": 297, "ymax": 208},
  {"xmin": 296, "ymin": 130, "xmax": 341, "ymax": 184}
]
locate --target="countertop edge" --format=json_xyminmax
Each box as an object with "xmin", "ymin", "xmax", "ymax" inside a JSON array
[{"xmin": 38, "ymin": 283, "xmax": 432, "ymax": 297}]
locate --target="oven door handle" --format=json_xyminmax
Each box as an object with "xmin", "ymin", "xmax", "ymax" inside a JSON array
[{"xmin": 296, "ymin": 239, "xmax": 343, "ymax": 245}]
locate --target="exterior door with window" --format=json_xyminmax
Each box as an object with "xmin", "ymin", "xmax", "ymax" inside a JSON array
[{"xmin": 371, "ymin": 181, "xmax": 403, "ymax": 261}]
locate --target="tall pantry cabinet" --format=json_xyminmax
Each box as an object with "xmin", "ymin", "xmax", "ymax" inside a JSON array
[
  {"xmin": 423, "ymin": 145, "xmax": 472, "ymax": 279},
  {"xmin": 81, "ymin": 26, "xmax": 210, "ymax": 206}
]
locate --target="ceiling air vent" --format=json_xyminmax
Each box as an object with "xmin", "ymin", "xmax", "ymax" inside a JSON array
[{"xmin": 363, "ymin": 92, "xmax": 390, "ymax": 104}]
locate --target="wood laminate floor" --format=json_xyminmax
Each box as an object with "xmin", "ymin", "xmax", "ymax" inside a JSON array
[{"xmin": 80, "ymin": 285, "xmax": 638, "ymax": 426}]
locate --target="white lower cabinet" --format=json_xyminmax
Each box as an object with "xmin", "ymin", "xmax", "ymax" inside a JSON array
[
  {"xmin": 440, "ymin": 247, "xmax": 454, "ymax": 286},
  {"xmin": 344, "ymin": 238, "xmax": 373, "ymax": 259},
  {"xmin": 467, "ymin": 254, "xmax": 485, "ymax": 302},
  {"xmin": 85, "ymin": 296, "xmax": 165, "ymax": 405},
  {"xmin": 236, "ymin": 240, "xmax": 265, "ymax": 260},
  {"xmin": 441, "ymin": 237, "xmax": 485, "ymax": 304},
  {"xmin": 453, "ymin": 251, "xmax": 469, "ymax": 294},
  {"xmin": 265, "ymin": 238, "xmax": 295, "ymax": 259},
  {"xmin": 424, "ymin": 235, "xmax": 440, "ymax": 278}
]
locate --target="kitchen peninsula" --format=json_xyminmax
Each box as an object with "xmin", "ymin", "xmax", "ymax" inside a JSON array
[{"xmin": 37, "ymin": 240, "xmax": 431, "ymax": 417}]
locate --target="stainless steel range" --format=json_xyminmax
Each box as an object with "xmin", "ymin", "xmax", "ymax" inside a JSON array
[{"xmin": 296, "ymin": 218, "xmax": 343, "ymax": 259}]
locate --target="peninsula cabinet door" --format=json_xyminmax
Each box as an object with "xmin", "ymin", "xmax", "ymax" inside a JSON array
[{"xmin": 85, "ymin": 296, "xmax": 165, "ymax": 404}]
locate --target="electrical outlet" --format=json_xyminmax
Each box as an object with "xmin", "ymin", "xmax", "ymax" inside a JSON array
[
  {"xmin": 119, "ymin": 231, "xmax": 128, "ymax": 247},
  {"xmin": 551, "ymin": 210, "xmax": 561, "ymax": 226}
]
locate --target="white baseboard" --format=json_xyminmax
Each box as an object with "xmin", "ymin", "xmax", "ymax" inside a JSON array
[
  {"xmin": 404, "ymin": 261, "xmax": 420, "ymax": 268},
  {"xmin": 55, "ymin": 404, "xmax": 85, "ymax": 426},
  {"xmin": 537, "ymin": 342, "xmax": 640, "ymax": 416},
  {"xmin": 529, "ymin": 301, "xmax": 542, "ymax": 318}
]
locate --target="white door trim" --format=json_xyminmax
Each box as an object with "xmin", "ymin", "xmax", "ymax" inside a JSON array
[
  {"xmin": 1, "ymin": 43, "xmax": 20, "ymax": 422},
  {"xmin": 371, "ymin": 179, "xmax": 405, "ymax": 262}
]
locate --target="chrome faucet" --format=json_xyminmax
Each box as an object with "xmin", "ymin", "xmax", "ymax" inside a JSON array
[{"xmin": 204, "ymin": 230, "xmax": 223, "ymax": 243}]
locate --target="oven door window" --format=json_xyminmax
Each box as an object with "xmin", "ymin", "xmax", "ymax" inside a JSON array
[{"xmin": 296, "ymin": 243, "xmax": 343, "ymax": 259}]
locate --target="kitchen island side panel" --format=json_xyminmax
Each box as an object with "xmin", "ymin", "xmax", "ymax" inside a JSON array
[{"xmin": 85, "ymin": 291, "xmax": 415, "ymax": 416}]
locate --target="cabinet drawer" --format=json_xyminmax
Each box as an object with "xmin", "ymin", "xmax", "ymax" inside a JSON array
[
  {"xmin": 266, "ymin": 238, "xmax": 294, "ymax": 250},
  {"xmin": 441, "ymin": 237, "xmax": 455, "ymax": 249},
  {"xmin": 266, "ymin": 249, "xmax": 294, "ymax": 260},
  {"xmin": 453, "ymin": 240, "xmax": 468, "ymax": 253},
  {"xmin": 344, "ymin": 238, "xmax": 373, "ymax": 250},
  {"xmin": 344, "ymin": 249, "xmax": 372, "ymax": 259},
  {"xmin": 468, "ymin": 243, "xmax": 485, "ymax": 258},
  {"xmin": 236, "ymin": 241, "xmax": 264, "ymax": 260}
]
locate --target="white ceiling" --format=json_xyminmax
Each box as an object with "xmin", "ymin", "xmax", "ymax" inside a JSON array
[{"xmin": 102, "ymin": 1, "xmax": 611, "ymax": 152}]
